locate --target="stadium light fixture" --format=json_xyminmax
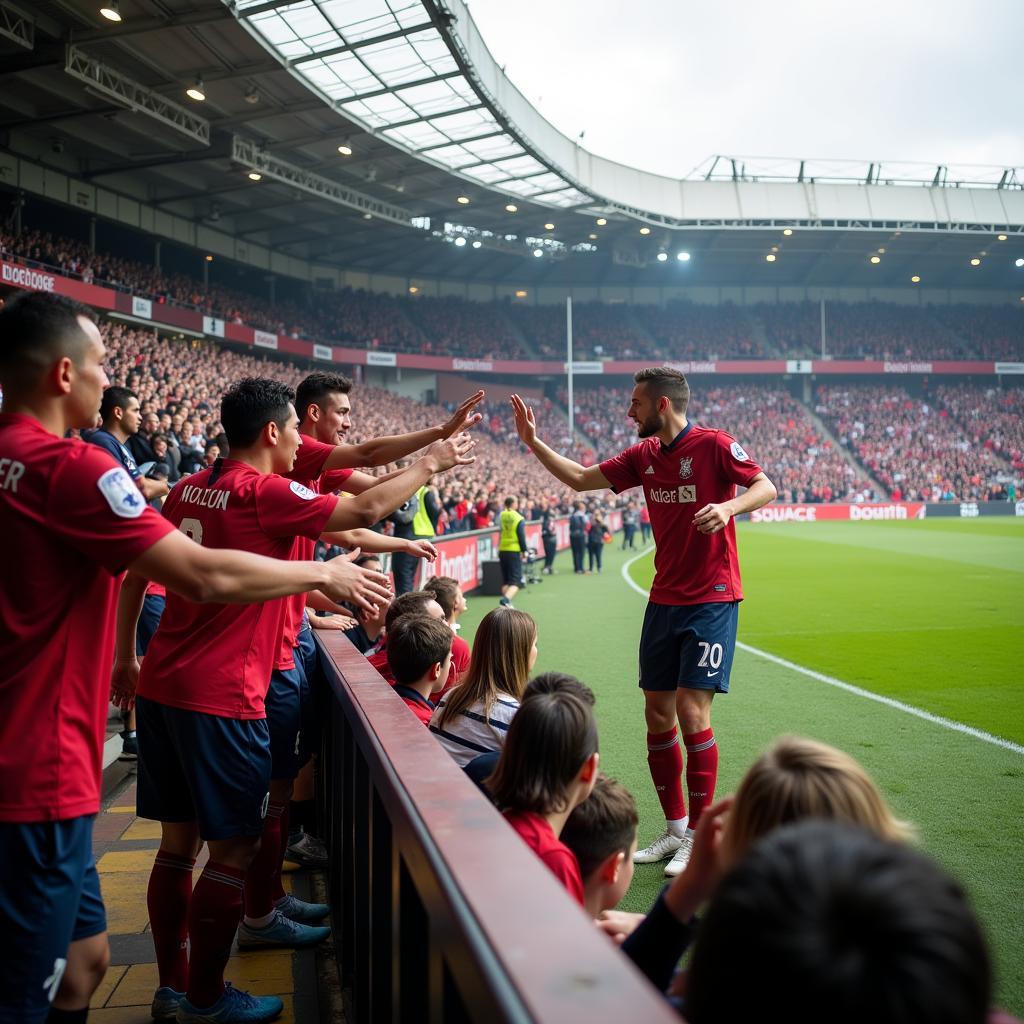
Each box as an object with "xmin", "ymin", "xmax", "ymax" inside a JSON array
[
  {"xmin": 454, "ymin": 236, "xmax": 467, "ymax": 247},
  {"xmin": 247, "ymin": 171, "xmax": 262, "ymax": 181},
  {"xmin": 456, "ymin": 196, "xmax": 470, "ymax": 205},
  {"xmin": 505, "ymin": 203, "xmax": 518, "ymax": 213},
  {"xmin": 911, "ymin": 275, "xmax": 921, "ymax": 283},
  {"xmin": 186, "ymin": 77, "xmax": 206, "ymax": 102},
  {"xmin": 515, "ymin": 289, "xmax": 528, "ymax": 298},
  {"xmin": 408, "ymin": 286, "xmax": 418, "ymax": 294},
  {"xmin": 782, "ymin": 228, "xmax": 793, "ymax": 236},
  {"xmin": 596, "ymin": 218, "xmax": 607, "ymax": 226},
  {"xmin": 639, "ymin": 227, "xmax": 651, "ymax": 235},
  {"xmin": 997, "ymin": 234, "xmax": 1008, "ymax": 241},
  {"xmin": 656, "ymin": 252, "xmax": 669, "ymax": 262},
  {"xmin": 870, "ymin": 255, "xmax": 881, "ymax": 264},
  {"xmin": 771, "ymin": 245, "xmax": 779, "ymax": 253},
  {"xmin": 204, "ymin": 254, "xmax": 213, "ymax": 263},
  {"xmin": 970, "ymin": 257, "xmax": 981, "ymax": 266},
  {"xmin": 99, "ymin": 0, "xmax": 121, "ymax": 22},
  {"xmin": 765, "ymin": 254, "xmax": 776, "ymax": 262},
  {"xmin": 588, "ymin": 233, "xmax": 598, "ymax": 240},
  {"xmin": 544, "ymin": 223, "xmax": 555, "ymax": 231},
  {"xmin": 877, "ymin": 247, "xmax": 886, "ymax": 254},
  {"xmin": 532, "ymin": 249, "xmax": 543, "ymax": 258},
  {"xmin": 337, "ymin": 141, "xmax": 353, "ymax": 156},
  {"xmin": 677, "ymin": 251, "xmax": 691, "ymax": 262},
  {"xmin": 1015, "ymin": 258, "xmax": 1024, "ymax": 268},
  {"xmin": 363, "ymin": 212, "xmax": 372, "ymax": 220},
  {"xmin": 472, "ymin": 240, "xmax": 482, "ymax": 249}
]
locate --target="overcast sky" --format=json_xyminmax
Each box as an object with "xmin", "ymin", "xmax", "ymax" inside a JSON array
[{"xmin": 465, "ymin": 0, "xmax": 1023, "ymax": 180}]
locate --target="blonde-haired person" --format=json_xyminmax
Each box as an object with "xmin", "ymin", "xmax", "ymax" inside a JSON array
[
  {"xmin": 602, "ymin": 736, "xmax": 912, "ymax": 993},
  {"xmin": 428, "ymin": 607, "xmax": 538, "ymax": 767}
]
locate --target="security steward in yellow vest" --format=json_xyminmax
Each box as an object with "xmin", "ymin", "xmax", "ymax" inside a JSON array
[
  {"xmin": 391, "ymin": 483, "xmax": 439, "ymax": 594},
  {"xmin": 498, "ymin": 495, "xmax": 527, "ymax": 608}
]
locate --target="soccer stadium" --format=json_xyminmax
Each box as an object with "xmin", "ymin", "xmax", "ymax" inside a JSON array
[{"xmin": 0, "ymin": 0, "xmax": 1022, "ymax": 1021}]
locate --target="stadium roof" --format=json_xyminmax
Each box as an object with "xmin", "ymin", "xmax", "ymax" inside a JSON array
[{"xmin": 2, "ymin": 0, "xmax": 1023, "ymax": 290}]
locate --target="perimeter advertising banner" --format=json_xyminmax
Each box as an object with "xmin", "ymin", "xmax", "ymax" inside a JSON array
[{"xmin": 748, "ymin": 503, "xmax": 927, "ymax": 522}]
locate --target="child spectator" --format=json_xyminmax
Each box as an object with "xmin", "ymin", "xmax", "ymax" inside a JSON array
[
  {"xmin": 386, "ymin": 615, "xmax": 453, "ymax": 725},
  {"xmin": 366, "ymin": 590, "xmax": 445, "ymax": 682},
  {"xmin": 487, "ymin": 672, "xmax": 600, "ymax": 905},
  {"xmin": 560, "ymin": 775, "xmax": 639, "ymax": 919},
  {"xmin": 422, "ymin": 575, "xmax": 471, "ymax": 702},
  {"xmin": 429, "ymin": 607, "xmax": 537, "ymax": 767}
]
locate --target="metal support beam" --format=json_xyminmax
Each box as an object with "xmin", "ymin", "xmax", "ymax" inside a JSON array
[
  {"xmin": 0, "ymin": 0, "xmax": 34, "ymax": 49},
  {"xmin": 82, "ymin": 137, "xmax": 235, "ymax": 179},
  {"xmin": 384, "ymin": 102, "xmax": 484, "ymax": 131},
  {"xmin": 339, "ymin": 69, "xmax": 462, "ymax": 106},
  {"xmin": 63, "ymin": 45, "xmax": 211, "ymax": 146},
  {"xmin": 290, "ymin": 21, "xmax": 435, "ymax": 66},
  {"xmin": 71, "ymin": 8, "xmax": 233, "ymax": 43},
  {"xmin": 231, "ymin": 136, "xmax": 415, "ymax": 227}
]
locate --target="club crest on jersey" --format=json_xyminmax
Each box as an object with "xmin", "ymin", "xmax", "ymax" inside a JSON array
[
  {"xmin": 678, "ymin": 457, "xmax": 693, "ymax": 479},
  {"xmin": 97, "ymin": 467, "xmax": 145, "ymax": 518},
  {"xmin": 731, "ymin": 441, "xmax": 749, "ymax": 462},
  {"xmin": 289, "ymin": 481, "xmax": 316, "ymax": 500}
]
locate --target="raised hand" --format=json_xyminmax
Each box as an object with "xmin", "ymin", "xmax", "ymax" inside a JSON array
[
  {"xmin": 321, "ymin": 548, "xmax": 392, "ymax": 612},
  {"xmin": 510, "ymin": 394, "xmax": 538, "ymax": 447},
  {"xmin": 441, "ymin": 390, "xmax": 485, "ymax": 437},
  {"xmin": 406, "ymin": 539, "xmax": 438, "ymax": 561},
  {"xmin": 425, "ymin": 432, "xmax": 476, "ymax": 472}
]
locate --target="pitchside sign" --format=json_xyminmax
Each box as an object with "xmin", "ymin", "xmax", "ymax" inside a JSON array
[{"xmin": 748, "ymin": 502, "xmax": 1017, "ymax": 522}]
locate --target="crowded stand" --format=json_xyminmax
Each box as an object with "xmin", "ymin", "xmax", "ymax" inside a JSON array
[
  {"xmin": 814, "ymin": 383, "xmax": 1016, "ymax": 500},
  {"xmin": 935, "ymin": 383, "xmax": 1024, "ymax": 477},
  {"xmin": 2, "ymin": 228, "xmax": 1022, "ymax": 362}
]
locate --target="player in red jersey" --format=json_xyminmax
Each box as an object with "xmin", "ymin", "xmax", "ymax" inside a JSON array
[
  {"xmin": 0, "ymin": 293, "xmax": 393, "ymax": 1024},
  {"xmin": 512, "ymin": 367, "xmax": 776, "ymax": 877},
  {"xmin": 112, "ymin": 377, "xmax": 474, "ymax": 1023}
]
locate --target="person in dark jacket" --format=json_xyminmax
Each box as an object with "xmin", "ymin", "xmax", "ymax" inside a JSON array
[
  {"xmin": 569, "ymin": 501, "xmax": 588, "ymax": 574},
  {"xmin": 540, "ymin": 497, "xmax": 558, "ymax": 574},
  {"xmin": 587, "ymin": 509, "xmax": 608, "ymax": 573}
]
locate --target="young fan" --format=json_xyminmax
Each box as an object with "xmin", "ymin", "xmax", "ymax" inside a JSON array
[
  {"xmin": 387, "ymin": 615, "xmax": 453, "ymax": 725},
  {"xmin": 366, "ymin": 591, "xmax": 445, "ymax": 683},
  {"xmin": 560, "ymin": 775, "xmax": 639, "ymax": 919},
  {"xmin": 422, "ymin": 575, "xmax": 471, "ymax": 702},
  {"xmin": 487, "ymin": 673, "xmax": 600, "ymax": 905},
  {"xmin": 603, "ymin": 736, "xmax": 913, "ymax": 994},
  {"xmin": 429, "ymin": 607, "xmax": 537, "ymax": 767}
]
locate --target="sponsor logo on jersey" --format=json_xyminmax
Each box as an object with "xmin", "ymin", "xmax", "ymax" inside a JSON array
[
  {"xmin": 289, "ymin": 481, "xmax": 317, "ymax": 500},
  {"xmin": 97, "ymin": 467, "xmax": 145, "ymax": 518},
  {"xmin": 649, "ymin": 485, "xmax": 696, "ymax": 504},
  {"xmin": 678, "ymin": 457, "xmax": 693, "ymax": 479},
  {"xmin": 730, "ymin": 441, "xmax": 749, "ymax": 462}
]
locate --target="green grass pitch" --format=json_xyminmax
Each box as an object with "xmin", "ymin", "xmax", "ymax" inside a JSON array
[{"xmin": 457, "ymin": 518, "xmax": 1024, "ymax": 1012}]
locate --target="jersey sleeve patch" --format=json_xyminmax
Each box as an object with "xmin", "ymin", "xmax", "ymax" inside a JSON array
[
  {"xmin": 289, "ymin": 480, "xmax": 317, "ymax": 500},
  {"xmin": 730, "ymin": 441, "xmax": 750, "ymax": 462},
  {"xmin": 97, "ymin": 466, "xmax": 146, "ymax": 518}
]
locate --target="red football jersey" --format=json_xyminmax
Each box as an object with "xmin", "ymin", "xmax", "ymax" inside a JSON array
[
  {"xmin": 138, "ymin": 459, "xmax": 337, "ymax": 718},
  {"xmin": 504, "ymin": 810, "xmax": 585, "ymax": 907},
  {"xmin": 0, "ymin": 414, "xmax": 174, "ymax": 822},
  {"xmin": 431, "ymin": 632, "xmax": 470, "ymax": 706},
  {"xmin": 274, "ymin": 435, "xmax": 354, "ymax": 670},
  {"xmin": 600, "ymin": 424, "xmax": 763, "ymax": 605}
]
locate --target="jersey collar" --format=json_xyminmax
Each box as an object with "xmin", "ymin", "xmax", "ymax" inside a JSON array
[
  {"xmin": 393, "ymin": 684, "xmax": 434, "ymax": 709},
  {"xmin": 660, "ymin": 421, "xmax": 693, "ymax": 453}
]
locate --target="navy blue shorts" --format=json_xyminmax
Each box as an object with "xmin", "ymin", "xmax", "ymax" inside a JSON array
[
  {"xmin": 266, "ymin": 662, "xmax": 305, "ymax": 782},
  {"xmin": 135, "ymin": 592, "xmax": 166, "ymax": 656},
  {"xmin": 295, "ymin": 621, "xmax": 322, "ymax": 762},
  {"xmin": 499, "ymin": 550, "xmax": 523, "ymax": 586},
  {"xmin": 0, "ymin": 816, "xmax": 106, "ymax": 1024},
  {"xmin": 135, "ymin": 696, "xmax": 271, "ymax": 840},
  {"xmin": 638, "ymin": 601, "xmax": 739, "ymax": 693}
]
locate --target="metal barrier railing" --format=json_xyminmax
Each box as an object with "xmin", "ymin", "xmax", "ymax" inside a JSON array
[{"xmin": 315, "ymin": 630, "xmax": 678, "ymax": 1023}]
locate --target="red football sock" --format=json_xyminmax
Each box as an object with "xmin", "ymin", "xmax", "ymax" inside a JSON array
[
  {"xmin": 684, "ymin": 728, "xmax": 719, "ymax": 828},
  {"xmin": 147, "ymin": 849, "xmax": 195, "ymax": 992},
  {"xmin": 243, "ymin": 803, "xmax": 285, "ymax": 920},
  {"xmin": 647, "ymin": 727, "xmax": 686, "ymax": 821},
  {"xmin": 272, "ymin": 805, "xmax": 289, "ymax": 904},
  {"xmin": 186, "ymin": 861, "xmax": 245, "ymax": 1009}
]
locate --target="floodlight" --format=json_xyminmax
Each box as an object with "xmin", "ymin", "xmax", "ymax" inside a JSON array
[
  {"xmin": 596, "ymin": 218, "xmax": 607, "ymax": 226},
  {"xmin": 533, "ymin": 249, "xmax": 543, "ymax": 258},
  {"xmin": 870, "ymin": 256, "xmax": 881, "ymax": 264},
  {"xmin": 472, "ymin": 240, "xmax": 482, "ymax": 249},
  {"xmin": 970, "ymin": 258, "xmax": 981, "ymax": 266},
  {"xmin": 782, "ymin": 228, "xmax": 793, "ymax": 236},
  {"xmin": 515, "ymin": 289, "xmax": 528, "ymax": 298},
  {"xmin": 656, "ymin": 252, "xmax": 668, "ymax": 263},
  {"xmin": 454, "ymin": 237, "xmax": 467, "ymax": 247},
  {"xmin": 911, "ymin": 275, "xmax": 921, "ymax": 283},
  {"xmin": 997, "ymin": 234, "xmax": 1008, "ymax": 241},
  {"xmin": 408, "ymin": 286, "xmax": 418, "ymax": 294},
  {"xmin": 639, "ymin": 227, "xmax": 651, "ymax": 235},
  {"xmin": 1015, "ymin": 258, "xmax": 1024, "ymax": 268},
  {"xmin": 247, "ymin": 171, "xmax": 262, "ymax": 181},
  {"xmin": 186, "ymin": 77, "xmax": 206, "ymax": 102},
  {"xmin": 337, "ymin": 141, "xmax": 353, "ymax": 156},
  {"xmin": 505, "ymin": 203, "xmax": 518, "ymax": 213},
  {"xmin": 765, "ymin": 254, "xmax": 776, "ymax": 262},
  {"xmin": 676, "ymin": 252, "xmax": 690, "ymax": 262},
  {"xmin": 99, "ymin": 0, "xmax": 121, "ymax": 21},
  {"xmin": 544, "ymin": 223, "xmax": 555, "ymax": 230},
  {"xmin": 456, "ymin": 196, "xmax": 470, "ymax": 205}
]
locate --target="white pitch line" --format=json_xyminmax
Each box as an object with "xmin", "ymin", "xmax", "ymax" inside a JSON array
[{"xmin": 620, "ymin": 547, "xmax": 1024, "ymax": 756}]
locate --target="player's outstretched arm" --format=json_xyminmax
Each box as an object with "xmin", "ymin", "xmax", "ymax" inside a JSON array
[
  {"xmin": 321, "ymin": 433, "xmax": 476, "ymax": 531},
  {"xmin": 127, "ymin": 533, "xmax": 392, "ymax": 610},
  {"xmin": 322, "ymin": 390, "xmax": 485, "ymax": 471},
  {"xmin": 321, "ymin": 527, "xmax": 438, "ymax": 561},
  {"xmin": 511, "ymin": 394, "xmax": 611, "ymax": 492}
]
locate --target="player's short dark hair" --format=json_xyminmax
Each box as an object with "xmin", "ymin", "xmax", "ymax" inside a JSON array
[
  {"xmin": 387, "ymin": 615, "xmax": 453, "ymax": 687},
  {"xmin": 487, "ymin": 677, "xmax": 599, "ymax": 815},
  {"xmin": 355, "ymin": 553, "xmax": 382, "ymax": 569},
  {"xmin": 295, "ymin": 370, "xmax": 352, "ymax": 423},
  {"xmin": 686, "ymin": 821, "xmax": 991, "ymax": 1024},
  {"xmin": 220, "ymin": 377, "xmax": 295, "ymax": 449},
  {"xmin": 99, "ymin": 385, "xmax": 137, "ymax": 423},
  {"xmin": 0, "ymin": 290, "xmax": 96, "ymax": 395},
  {"xmin": 422, "ymin": 576, "xmax": 459, "ymax": 619},
  {"xmin": 560, "ymin": 775, "xmax": 638, "ymax": 880},
  {"xmin": 634, "ymin": 365, "xmax": 689, "ymax": 413},
  {"xmin": 384, "ymin": 590, "xmax": 438, "ymax": 632}
]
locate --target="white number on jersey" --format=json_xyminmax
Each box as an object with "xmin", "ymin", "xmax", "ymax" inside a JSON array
[
  {"xmin": 179, "ymin": 517, "xmax": 204, "ymax": 545},
  {"xmin": 697, "ymin": 641, "xmax": 723, "ymax": 669}
]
